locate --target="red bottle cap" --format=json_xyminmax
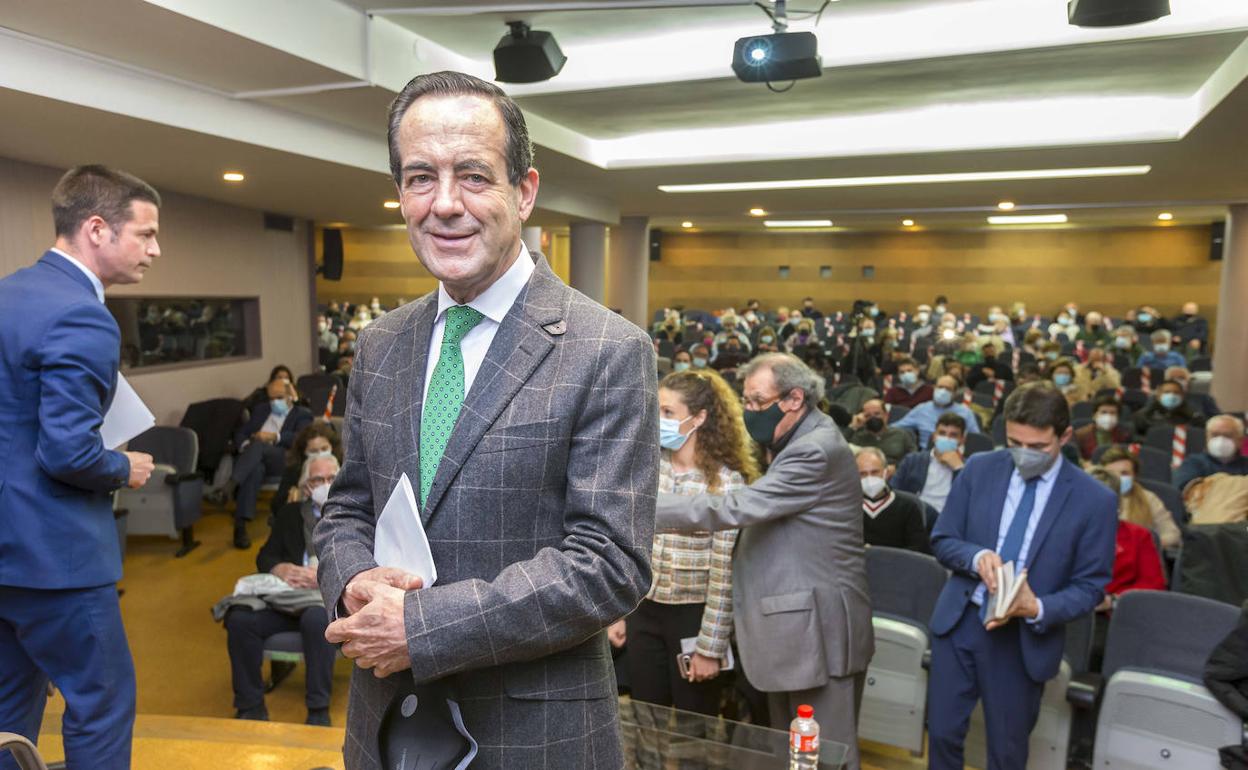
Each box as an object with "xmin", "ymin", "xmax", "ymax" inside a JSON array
[{"xmin": 797, "ymin": 705, "xmax": 813, "ymax": 719}]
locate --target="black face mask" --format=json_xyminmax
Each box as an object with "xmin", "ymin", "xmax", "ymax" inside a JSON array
[
  {"xmin": 744, "ymin": 402, "xmax": 785, "ymax": 446},
  {"xmin": 865, "ymin": 417, "xmax": 885, "ymax": 433}
]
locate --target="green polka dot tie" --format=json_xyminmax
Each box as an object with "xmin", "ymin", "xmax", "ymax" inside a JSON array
[{"xmin": 419, "ymin": 305, "xmax": 485, "ymax": 507}]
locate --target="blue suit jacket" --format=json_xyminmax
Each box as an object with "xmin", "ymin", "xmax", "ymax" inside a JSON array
[
  {"xmin": 0, "ymin": 252, "xmax": 131, "ymax": 589},
  {"xmin": 892, "ymin": 450, "xmax": 939, "ymax": 496},
  {"xmin": 233, "ymin": 400, "xmax": 313, "ymax": 450},
  {"xmin": 929, "ymin": 450, "xmax": 1117, "ymax": 682}
]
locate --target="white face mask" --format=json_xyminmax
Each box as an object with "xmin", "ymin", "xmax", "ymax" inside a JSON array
[
  {"xmin": 1094, "ymin": 413, "xmax": 1119, "ymax": 432},
  {"xmin": 1208, "ymin": 436, "xmax": 1239, "ymax": 461},
  {"xmin": 860, "ymin": 475, "xmax": 887, "ymax": 499},
  {"xmin": 310, "ymin": 483, "xmax": 330, "ymax": 507}
]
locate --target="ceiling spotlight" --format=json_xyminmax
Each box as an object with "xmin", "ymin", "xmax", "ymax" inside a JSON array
[
  {"xmin": 681, "ymin": 221, "xmax": 694, "ymax": 228},
  {"xmin": 749, "ymin": 208, "xmax": 768, "ymax": 216},
  {"xmin": 494, "ymin": 21, "xmax": 566, "ymax": 84},
  {"xmin": 1068, "ymin": 0, "xmax": 1170, "ymax": 28},
  {"xmin": 987, "ymin": 214, "xmax": 1068, "ymax": 225},
  {"xmin": 1157, "ymin": 212, "xmax": 1174, "ymax": 221},
  {"xmin": 383, "ymin": 200, "xmax": 401, "ymax": 209},
  {"xmin": 222, "ymin": 172, "xmax": 245, "ymax": 182},
  {"xmin": 902, "ymin": 219, "xmax": 915, "ymax": 227},
  {"xmin": 997, "ymin": 201, "xmax": 1016, "ymax": 211}
]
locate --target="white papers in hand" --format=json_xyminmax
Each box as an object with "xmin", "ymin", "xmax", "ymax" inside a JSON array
[
  {"xmin": 986, "ymin": 561, "xmax": 1028, "ymax": 623},
  {"xmin": 373, "ymin": 473, "xmax": 437, "ymax": 586},
  {"xmin": 100, "ymin": 374, "xmax": 155, "ymax": 449}
]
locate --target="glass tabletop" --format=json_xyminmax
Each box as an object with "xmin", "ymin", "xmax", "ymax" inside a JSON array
[{"xmin": 618, "ymin": 698, "xmax": 850, "ymax": 769}]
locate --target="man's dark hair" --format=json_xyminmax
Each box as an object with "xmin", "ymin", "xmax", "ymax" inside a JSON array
[
  {"xmin": 387, "ymin": 71, "xmax": 533, "ymax": 187},
  {"xmin": 803, "ymin": 296, "xmax": 814, "ymax": 303},
  {"xmin": 1003, "ymin": 381, "xmax": 1070, "ymax": 435},
  {"xmin": 1093, "ymin": 395, "xmax": 1121, "ymax": 415},
  {"xmin": 897, "ymin": 356, "xmax": 919, "ymax": 370},
  {"xmin": 52, "ymin": 165, "xmax": 160, "ymax": 237},
  {"xmin": 935, "ymin": 295, "xmax": 948, "ymax": 305},
  {"xmin": 1017, "ymin": 362, "xmax": 1042, "ymax": 381},
  {"xmin": 935, "ymin": 412, "xmax": 967, "ymax": 436}
]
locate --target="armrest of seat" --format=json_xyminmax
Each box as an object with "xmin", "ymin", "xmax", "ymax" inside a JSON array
[
  {"xmin": 1066, "ymin": 672, "xmax": 1102, "ymax": 710},
  {"xmin": 922, "ymin": 649, "xmax": 932, "ymax": 671},
  {"xmin": 164, "ymin": 471, "xmax": 203, "ymax": 485}
]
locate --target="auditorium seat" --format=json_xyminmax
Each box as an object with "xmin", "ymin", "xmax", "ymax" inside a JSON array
[
  {"xmin": 0, "ymin": 732, "xmax": 49, "ymax": 770},
  {"xmin": 1189, "ymin": 355, "xmax": 1213, "ymax": 373},
  {"xmin": 1137, "ymin": 477, "xmax": 1187, "ymax": 530},
  {"xmin": 962, "ymin": 432, "xmax": 995, "ymax": 458},
  {"xmin": 114, "ymin": 426, "xmax": 203, "ymax": 557},
  {"xmin": 296, "ymin": 372, "xmax": 344, "ymax": 417},
  {"xmin": 1142, "ymin": 424, "xmax": 1206, "ymax": 465},
  {"xmin": 1070, "ymin": 401, "xmax": 1095, "ymax": 422},
  {"xmin": 1172, "ymin": 524, "xmax": 1248, "ymax": 607},
  {"xmin": 179, "ymin": 397, "xmax": 246, "ymax": 488},
  {"xmin": 1092, "ymin": 591, "xmax": 1242, "ymax": 769}
]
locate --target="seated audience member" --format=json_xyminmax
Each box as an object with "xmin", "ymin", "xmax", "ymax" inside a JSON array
[
  {"xmin": 671, "ymin": 348, "xmax": 693, "ymax": 373},
  {"xmin": 848, "ymin": 398, "xmax": 918, "ymax": 466},
  {"xmin": 1100, "ymin": 447, "xmax": 1182, "ymax": 548},
  {"xmin": 741, "ymin": 298, "xmax": 763, "ymax": 328},
  {"xmin": 1047, "ymin": 311, "xmax": 1078, "ymax": 341},
  {"xmin": 229, "ymin": 379, "xmax": 314, "ymax": 549},
  {"xmin": 892, "ymin": 413, "xmax": 967, "ymax": 514},
  {"xmin": 1111, "ymin": 325, "xmax": 1143, "ymax": 364},
  {"xmin": 243, "ymin": 365, "xmax": 294, "ymax": 409},
  {"xmin": 1038, "ymin": 341, "xmax": 1062, "ymax": 367},
  {"xmin": 1074, "ymin": 347, "xmax": 1121, "ymax": 400},
  {"xmin": 1047, "ymin": 358, "xmax": 1080, "ymax": 406},
  {"xmin": 223, "ymin": 455, "xmax": 339, "ymax": 725},
  {"xmin": 347, "ymin": 305, "xmax": 372, "ymax": 331},
  {"xmin": 689, "ymin": 343, "xmax": 711, "ymax": 370},
  {"xmin": 909, "ymin": 304, "xmax": 935, "ymax": 346},
  {"xmin": 857, "ymin": 447, "xmax": 930, "ymax": 553},
  {"xmin": 1074, "ymin": 397, "xmax": 1133, "ymax": 461},
  {"xmin": 315, "ymin": 314, "xmax": 337, "ymax": 353},
  {"xmin": 271, "ymin": 422, "xmax": 341, "ymax": 518},
  {"xmin": 1131, "ymin": 380, "xmax": 1206, "ymax": 438},
  {"xmin": 778, "ymin": 308, "xmax": 804, "ymax": 341},
  {"xmin": 367, "ymin": 296, "xmax": 386, "ymax": 317},
  {"xmin": 1165, "ymin": 366, "xmax": 1220, "ymax": 418},
  {"xmin": 885, "ymin": 358, "xmax": 934, "ymax": 408},
  {"xmin": 1173, "ymin": 415, "xmax": 1248, "ymax": 492},
  {"xmin": 1088, "ymin": 466, "xmax": 1168, "ymax": 601},
  {"xmin": 965, "ymin": 342, "xmax": 1013, "ymax": 390},
  {"xmin": 711, "ymin": 335, "xmax": 750, "ymax": 372},
  {"xmin": 801, "ymin": 296, "xmax": 824, "ymax": 320},
  {"xmin": 1075, "ymin": 311, "xmax": 1111, "ymax": 349},
  {"xmin": 755, "ymin": 325, "xmax": 781, "ymax": 354},
  {"xmin": 1137, "ymin": 329, "xmax": 1185, "ymax": 370},
  {"xmin": 1133, "ymin": 305, "xmax": 1167, "ymax": 337},
  {"xmin": 992, "ymin": 363, "xmax": 1044, "ymax": 421},
  {"xmin": 891, "ymin": 375, "xmax": 981, "ymax": 448},
  {"xmin": 711, "ymin": 315, "xmax": 752, "ymax": 358},
  {"xmin": 332, "ymin": 351, "xmax": 354, "ymax": 387},
  {"xmin": 785, "ymin": 318, "xmax": 818, "ymax": 352},
  {"xmin": 1171, "ymin": 301, "xmax": 1208, "ymax": 352},
  {"xmin": 1019, "ymin": 328, "xmax": 1045, "ymax": 364}
]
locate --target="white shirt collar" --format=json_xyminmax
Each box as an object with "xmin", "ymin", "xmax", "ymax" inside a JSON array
[
  {"xmin": 435, "ymin": 241, "xmax": 535, "ymax": 325},
  {"xmin": 50, "ymin": 247, "xmax": 105, "ymax": 303}
]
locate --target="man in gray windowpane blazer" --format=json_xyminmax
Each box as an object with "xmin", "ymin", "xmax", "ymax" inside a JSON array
[{"xmin": 314, "ymin": 71, "xmax": 658, "ymax": 770}]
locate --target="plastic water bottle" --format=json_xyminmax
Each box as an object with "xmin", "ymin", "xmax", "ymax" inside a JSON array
[{"xmin": 789, "ymin": 704, "xmax": 820, "ymax": 769}]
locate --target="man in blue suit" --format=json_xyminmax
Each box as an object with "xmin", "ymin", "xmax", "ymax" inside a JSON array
[
  {"xmin": 927, "ymin": 382, "xmax": 1117, "ymax": 770},
  {"xmin": 0, "ymin": 165, "xmax": 161, "ymax": 769}
]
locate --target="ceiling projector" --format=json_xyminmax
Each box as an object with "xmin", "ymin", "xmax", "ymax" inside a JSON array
[
  {"xmin": 494, "ymin": 21, "xmax": 566, "ymax": 83},
  {"xmin": 1067, "ymin": 0, "xmax": 1170, "ymax": 27},
  {"xmin": 732, "ymin": 31, "xmax": 822, "ymax": 83}
]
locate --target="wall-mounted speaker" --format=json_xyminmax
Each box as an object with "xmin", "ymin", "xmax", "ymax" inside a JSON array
[
  {"xmin": 649, "ymin": 228, "xmax": 662, "ymax": 262},
  {"xmin": 321, "ymin": 229, "xmax": 344, "ymax": 281},
  {"xmin": 1210, "ymin": 221, "xmax": 1225, "ymax": 261}
]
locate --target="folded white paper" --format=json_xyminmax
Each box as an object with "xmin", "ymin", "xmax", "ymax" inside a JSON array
[
  {"xmin": 680, "ymin": 636, "xmax": 736, "ymax": 671},
  {"xmin": 100, "ymin": 374, "xmax": 156, "ymax": 450},
  {"xmin": 373, "ymin": 473, "xmax": 437, "ymax": 586}
]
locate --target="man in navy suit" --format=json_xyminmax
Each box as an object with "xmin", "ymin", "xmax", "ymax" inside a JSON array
[
  {"xmin": 927, "ymin": 382, "xmax": 1117, "ymax": 770},
  {"xmin": 0, "ymin": 165, "xmax": 161, "ymax": 769}
]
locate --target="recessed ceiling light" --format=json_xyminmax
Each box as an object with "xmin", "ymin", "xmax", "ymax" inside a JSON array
[
  {"xmin": 1157, "ymin": 212, "xmax": 1174, "ymax": 221},
  {"xmin": 902, "ymin": 219, "xmax": 915, "ymax": 227},
  {"xmin": 997, "ymin": 201, "xmax": 1016, "ymax": 210},
  {"xmin": 749, "ymin": 208, "xmax": 767, "ymax": 216},
  {"xmin": 764, "ymin": 219, "xmax": 833, "ymax": 228},
  {"xmin": 222, "ymin": 172, "xmax": 245, "ymax": 182},
  {"xmin": 681, "ymin": 221, "xmax": 694, "ymax": 228},
  {"xmin": 657, "ymin": 166, "xmax": 1151, "ymax": 194},
  {"xmin": 383, "ymin": 200, "xmax": 401, "ymax": 209},
  {"xmin": 987, "ymin": 214, "xmax": 1068, "ymax": 225}
]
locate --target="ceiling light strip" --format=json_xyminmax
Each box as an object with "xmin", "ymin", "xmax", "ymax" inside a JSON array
[
  {"xmin": 659, "ymin": 166, "xmax": 1151, "ymax": 194},
  {"xmin": 764, "ymin": 219, "xmax": 834, "ymax": 228},
  {"xmin": 987, "ymin": 214, "xmax": 1069, "ymax": 225}
]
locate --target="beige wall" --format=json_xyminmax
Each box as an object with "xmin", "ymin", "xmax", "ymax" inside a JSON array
[
  {"xmin": 650, "ymin": 226, "xmax": 1222, "ymax": 329},
  {"xmin": 0, "ymin": 156, "xmax": 315, "ymax": 426},
  {"xmin": 314, "ymin": 226, "xmax": 571, "ymax": 307}
]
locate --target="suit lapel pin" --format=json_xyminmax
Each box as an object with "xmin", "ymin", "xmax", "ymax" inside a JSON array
[{"xmin": 542, "ymin": 320, "xmax": 567, "ymax": 336}]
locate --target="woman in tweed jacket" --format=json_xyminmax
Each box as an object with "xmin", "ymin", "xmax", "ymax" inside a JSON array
[{"xmin": 618, "ymin": 369, "xmax": 760, "ymax": 715}]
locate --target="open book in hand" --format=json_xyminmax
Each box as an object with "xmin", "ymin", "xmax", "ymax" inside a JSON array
[
  {"xmin": 985, "ymin": 561, "xmax": 1029, "ymax": 624},
  {"xmin": 373, "ymin": 473, "xmax": 437, "ymax": 587}
]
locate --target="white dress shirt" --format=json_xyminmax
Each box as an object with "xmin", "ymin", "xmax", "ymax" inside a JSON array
[
  {"xmin": 50, "ymin": 247, "xmax": 105, "ymax": 303},
  {"xmin": 971, "ymin": 455, "xmax": 1065, "ymax": 623},
  {"xmin": 421, "ymin": 243, "xmax": 535, "ymax": 408},
  {"xmin": 920, "ymin": 451, "xmax": 956, "ymax": 513}
]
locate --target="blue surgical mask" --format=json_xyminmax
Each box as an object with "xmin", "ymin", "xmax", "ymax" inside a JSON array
[
  {"xmin": 1137, "ymin": 312, "xmax": 1152, "ymax": 323},
  {"xmin": 270, "ymin": 398, "xmax": 290, "ymax": 417},
  {"xmin": 861, "ymin": 328, "xmax": 875, "ymax": 338},
  {"xmin": 1119, "ymin": 475, "xmax": 1134, "ymax": 495},
  {"xmin": 1153, "ymin": 343, "xmax": 1170, "ymax": 354},
  {"xmin": 1053, "ymin": 373, "xmax": 1072, "ymax": 387},
  {"xmin": 933, "ymin": 436, "xmax": 960, "ymax": 454},
  {"xmin": 659, "ymin": 416, "xmax": 696, "ymax": 450},
  {"xmin": 868, "ymin": 307, "xmax": 879, "ymax": 317},
  {"xmin": 1114, "ymin": 337, "xmax": 1131, "ymax": 349},
  {"xmin": 1159, "ymin": 392, "xmax": 1183, "ymax": 410},
  {"xmin": 899, "ymin": 371, "xmax": 918, "ymax": 387},
  {"xmin": 692, "ymin": 357, "xmax": 708, "ymax": 368},
  {"xmin": 673, "ymin": 361, "xmax": 691, "ymax": 372},
  {"xmin": 1045, "ymin": 351, "xmax": 1059, "ymax": 361},
  {"xmin": 932, "ymin": 387, "xmax": 953, "ymax": 407},
  {"xmin": 760, "ymin": 335, "xmax": 774, "ymax": 344}
]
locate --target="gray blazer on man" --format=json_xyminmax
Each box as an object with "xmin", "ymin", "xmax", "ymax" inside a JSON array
[
  {"xmin": 313, "ymin": 253, "xmax": 658, "ymax": 769},
  {"xmin": 655, "ymin": 409, "xmax": 873, "ymax": 693}
]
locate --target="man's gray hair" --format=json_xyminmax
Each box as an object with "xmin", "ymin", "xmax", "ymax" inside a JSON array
[
  {"xmin": 855, "ymin": 445, "xmax": 888, "ymax": 468},
  {"xmin": 299, "ymin": 453, "xmax": 340, "ymax": 489},
  {"xmin": 1208, "ymin": 414, "xmax": 1246, "ymax": 437},
  {"xmin": 1150, "ymin": 328, "xmax": 1171, "ymax": 343},
  {"xmin": 740, "ymin": 352, "xmax": 826, "ymax": 406}
]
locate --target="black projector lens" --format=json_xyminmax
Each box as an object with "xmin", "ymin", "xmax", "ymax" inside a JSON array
[{"xmin": 732, "ymin": 31, "xmax": 822, "ymax": 83}]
